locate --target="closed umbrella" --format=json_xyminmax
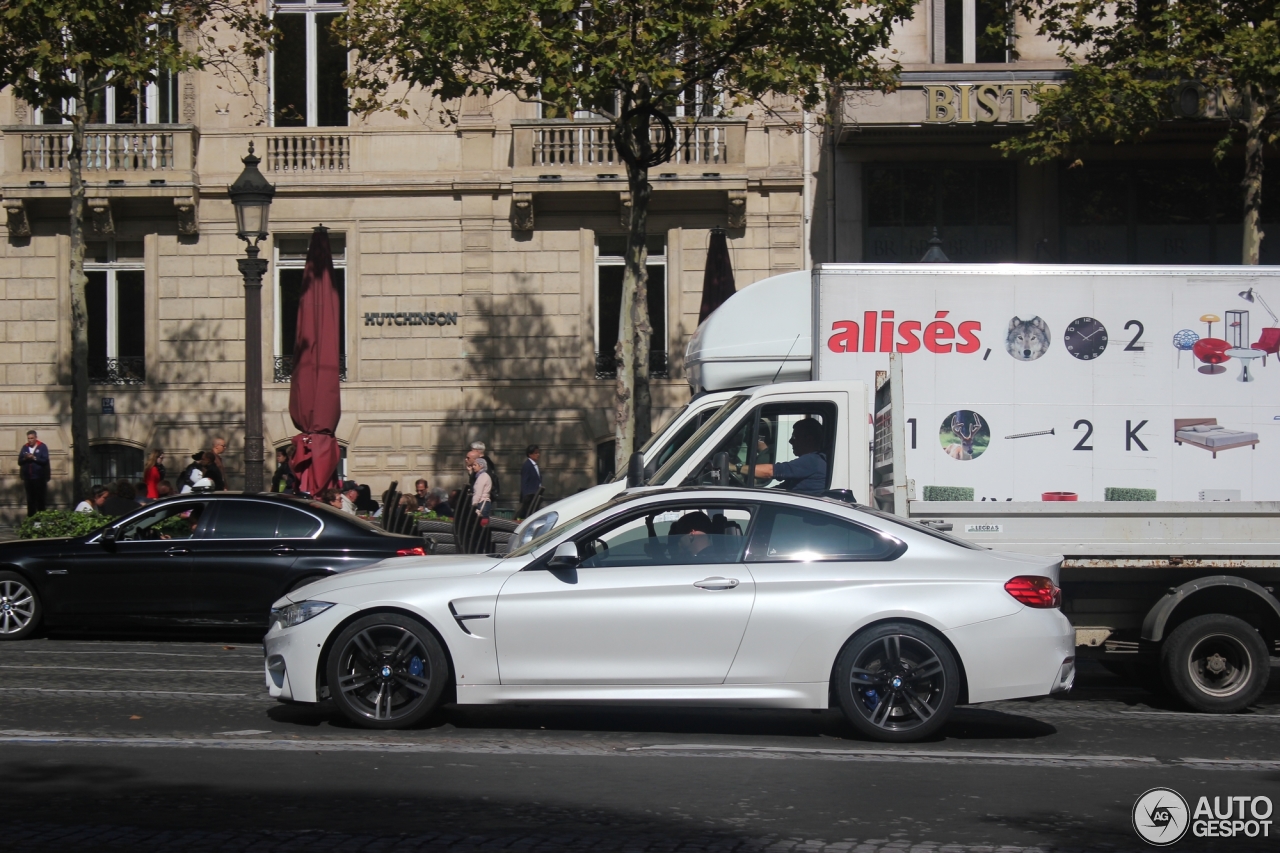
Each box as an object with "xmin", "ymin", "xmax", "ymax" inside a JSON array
[
  {"xmin": 698, "ymin": 227, "xmax": 736, "ymax": 324},
  {"xmin": 288, "ymin": 225, "xmax": 343, "ymax": 496}
]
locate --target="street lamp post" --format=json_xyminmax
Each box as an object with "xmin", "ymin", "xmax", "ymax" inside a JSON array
[{"xmin": 229, "ymin": 143, "xmax": 276, "ymax": 493}]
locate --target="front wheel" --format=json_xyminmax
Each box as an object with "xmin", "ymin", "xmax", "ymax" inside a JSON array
[
  {"xmin": 1160, "ymin": 614, "xmax": 1269, "ymax": 713},
  {"xmin": 0, "ymin": 571, "xmax": 41, "ymax": 640},
  {"xmin": 326, "ymin": 613, "xmax": 449, "ymax": 729},
  {"xmin": 833, "ymin": 622, "xmax": 959, "ymax": 742}
]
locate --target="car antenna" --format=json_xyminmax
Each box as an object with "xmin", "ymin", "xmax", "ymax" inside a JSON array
[{"xmin": 771, "ymin": 334, "xmax": 802, "ymax": 385}]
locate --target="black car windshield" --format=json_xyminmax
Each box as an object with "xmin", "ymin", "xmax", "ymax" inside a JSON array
[{"xmin": 648, "ymin": 395, "xmax": 749, "ymax": 486}]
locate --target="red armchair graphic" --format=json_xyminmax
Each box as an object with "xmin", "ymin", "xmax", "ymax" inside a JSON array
[
  {"xmin": 1253, "ymin": 328, "xmax": 1280, "ymax": 366},
  {"xmin": 1192, "ymin": 338, "xmax": 1231, "ymax": 374}
]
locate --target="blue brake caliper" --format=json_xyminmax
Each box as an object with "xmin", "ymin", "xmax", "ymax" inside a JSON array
[
  {"xmin": 861, "ymin": 688, "xmax": 880, "ymax": 711},
  {"xmin": 409, "ymin": 656, "xmax": 424, "ymax": 677}
]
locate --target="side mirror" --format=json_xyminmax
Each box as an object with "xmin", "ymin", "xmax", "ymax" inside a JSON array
[
  {"xmin": 625, "ymin": 451, "xmax": 646, "ymax": 488},
  {"xmin": 99, "ymin": 528, "xmax": 118, "ymax": 545},
  {"xmin": 711, "ymin": 451, "xmax": 730, "ymax": 485},
  {"xmin": 547, "ymin": 541, "xmax": 580, "ymax": 570}
]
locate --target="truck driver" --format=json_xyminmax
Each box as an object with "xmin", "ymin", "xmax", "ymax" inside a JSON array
[{"xmin": 735, "ymin": 418, "xmax": 827, "ymax": 494}]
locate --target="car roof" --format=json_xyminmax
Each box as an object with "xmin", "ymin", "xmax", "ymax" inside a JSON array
[{"xmin": 609, "ymin": 485, "xmax": 856, "ymax": 511}]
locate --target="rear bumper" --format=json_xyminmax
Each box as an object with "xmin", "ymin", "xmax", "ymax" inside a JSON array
[{"xmin": 946, "ymin": 607, "xmax": 1075, "ymax": 704}]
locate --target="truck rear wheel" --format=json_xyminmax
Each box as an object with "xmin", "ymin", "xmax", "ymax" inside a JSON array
[{"xmin": 1160, "ymin": 614, "xmax": 1269, "ymax": 713}]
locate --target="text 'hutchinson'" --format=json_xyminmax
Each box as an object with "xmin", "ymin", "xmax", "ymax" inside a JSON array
[{"xmin": 828, "ymin": 311, "xmax": 981, "ymax": 354}]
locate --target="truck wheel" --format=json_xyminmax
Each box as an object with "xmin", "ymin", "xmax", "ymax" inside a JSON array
[
  {"xmin": 1160, "ymin": 614, "xmax": 1269, "ymax": 713},
  {"xmin": 833, "ymin": 622, "xmax": 959, "ymax": 743}
]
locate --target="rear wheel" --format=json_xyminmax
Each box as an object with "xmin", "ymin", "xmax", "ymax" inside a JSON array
[
  {"xmin": 1160, "ymin": 614, "xmax": 1269, "ymax": 713},
  {"xmin": 0, "ymin": 571, "xmax": 40, "ymax": 640},
  {"xmin": 833, "ymin": 622, "xmax": 959, "ymax": 742},
  {"xmin": 326, "ymin": 613, "xmax": 448, "ymax": 729}
]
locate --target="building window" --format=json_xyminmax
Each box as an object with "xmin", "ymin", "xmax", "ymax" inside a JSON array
[
  {"xmin": 594, "ymin": 235, "xmax": 668, "ymax": 379},
  {"xmin": 85, "ymin": 239, "xmax": 146, "ymax": 385},
  {"xmin": 1060, "ymin": 161, "xmax": 1280, "ymax": 264},
  {"xmin": 864, "ymin": 163, "xmax": 1016, "ymax": 262},
  {"xmin": 271, "ymin": 0, "xmax": 349, "ymax": 127},
  {"xmin": 273, "ymin": 234, "xmax": 348, "ymax": 382},
  {"xmin": 941, "ymin": 0, "xmax": 1012, "ymax": 63},
  {"xmin": 90, "ymin": 443, "xmax": 144, "ymax": 488}
]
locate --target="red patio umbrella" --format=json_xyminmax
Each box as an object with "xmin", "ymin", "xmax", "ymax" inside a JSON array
[
  {"xmin": 698, "ymin": 227, "xmax": 736, "ymax": 324},
  {"xmin": 288, "ymin": 225, "xmax": 343, "ymax": 495}
]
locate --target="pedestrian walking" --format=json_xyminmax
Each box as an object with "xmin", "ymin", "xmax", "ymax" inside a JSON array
[
  {"xmin": 207, "ymin": 436, "xmax": 228, "ymax": 491},
  {"xmin": 143, "ymin": 449, "xmax": 165, "ymax": 499},
  {"xmin": 18, "ymin": 430, "xmax": 50, "ymax": 517},
  {"xmin": 469, "ymin": 441, "xmax": 500, "ymax": 500},
  {"xmin": 519, "ymin": 444, "xmax": 542, "ymax": 519},
  {"xmin": 468, "ymin": 455, "xmax": 493, "ymax": 552}
]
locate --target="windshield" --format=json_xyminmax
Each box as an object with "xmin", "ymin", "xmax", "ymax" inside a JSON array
[
  {"xmin": 854, "ymin": 506, "xmax": 984, "ymax": 550},
  {"xmin": 619, "ymin": 398, "xmax": 730, "ymax": 481},
  {"xmin": 648, "ymin": 395, "xmax": 750, "ymax": 486}
]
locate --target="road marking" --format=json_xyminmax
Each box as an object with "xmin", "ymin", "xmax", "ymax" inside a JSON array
[
  {"xmin": 626, "ymin": 743, "xmax": 1158, "ymax": 764},
  {"xmin": 0, "ymin": 665, "xmax": 261, "ymax": 674},
  {"xmin": 0, "ymin": 687, "xmax": 252, "ymax": 698},
  {"xmin": 1120, "ymin": 710, "xmax": 1280, "ymax": 722},
  {"xmin": 1179, "ymin": 757, "xmax": 1280, "ymax": 769},
  {"xmin": 214, "ymin": 729, "xmax": 272, "ymax": 736}
]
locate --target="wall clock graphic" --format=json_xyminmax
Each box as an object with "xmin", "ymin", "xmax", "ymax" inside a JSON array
[{"xmin": 1065, "ymin": 317, "xmax": 1108, "ymax": 360}]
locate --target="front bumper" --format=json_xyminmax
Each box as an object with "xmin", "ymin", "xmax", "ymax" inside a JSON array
[
  {"xmin": 262, "ymin": 603, "xmax": 356, "ymax": 703},
  {"xmin": 946, "ymin": 606, "xmax": 1075, "ymax": 704}
]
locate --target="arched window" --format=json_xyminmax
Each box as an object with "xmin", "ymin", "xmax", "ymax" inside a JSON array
[{"xmin": 90, "ymin": 443, "xmax": 145, "ymax": 488}]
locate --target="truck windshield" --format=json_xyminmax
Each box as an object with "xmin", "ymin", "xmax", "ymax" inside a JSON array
[
  {"xmin": 648, "ymin": 395, "xmax": 750, "ymax": 486},
  {"xmin": 619, "ymin": 398, "xmax": 728, "ymax": 481}
]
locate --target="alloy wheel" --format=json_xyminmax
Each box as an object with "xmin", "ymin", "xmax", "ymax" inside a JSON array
[
  {"xmin": 848, "ymin": 633, "xmax": 948, "ymax": 733},
  {"xmin": 0, "ymin": 579, "xmax": 35, "ymax": 636},
  {"xmin": 334, "ymin": 624, "xmax": 435, "ymax": 722}
]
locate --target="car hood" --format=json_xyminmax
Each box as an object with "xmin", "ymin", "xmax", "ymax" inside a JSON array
[{"xmin": 284, "ymin": 554, "xmax": 507, "ymax": 601}]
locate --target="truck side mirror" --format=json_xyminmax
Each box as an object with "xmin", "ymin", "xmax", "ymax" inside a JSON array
[
  {"xmin": 547, "ymin": 541, "xmax": 581, "ymax": 570},
  {"xmin": 711, "ymin": 451, "xmax": 730, "ymax": 485},
  {"xmin": 626, "ymin": 452, "xmax": 646, "ymax": 488}
]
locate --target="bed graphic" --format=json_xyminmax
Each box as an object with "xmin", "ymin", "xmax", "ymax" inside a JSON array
[{"xmin": 1173, "ymin": 418, "xmax": 1260, "ymax": 458}]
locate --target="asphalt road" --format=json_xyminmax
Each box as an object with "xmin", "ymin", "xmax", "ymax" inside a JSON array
[{"xmin": 0, "ymin": 637, "xmax": 1277, "ymax": 852}]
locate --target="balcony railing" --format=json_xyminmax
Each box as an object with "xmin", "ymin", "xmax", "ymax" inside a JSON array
[
  {"xmin": 12, "ymin": 126, "xmax": 193, "ymax": 174},
  {"xmin": 274, "ymin": 354, "xmax": 348, "ymax": 383},
  {"xmin": 90, "ymin": 357, "xmax": 145, "ymax": 386},
  {"xmin": 595, "ymin": 350, "xmax": 669, "ymax": 380},
  {"xmin": 515, "ymin": 119, "xmax": 745, "ymax": 173},
  {"xmin": 265, "ymin": 133, "xmax": 350, "ymax": 172}
]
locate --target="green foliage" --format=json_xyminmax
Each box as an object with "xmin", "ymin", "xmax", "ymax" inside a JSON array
[
  {"xmin": 17, "ymin": 509, "xmax": 112, "ymax": 540},
  {"xmin": 1001, "ymin": 0, "xmax": 1280, "ymax": 262},
  {"xmin": 337, "ymin": 0, "xmax": 916, "ymax": 122},
  {"xmin": 0, "ymin": 0, "xmax": 274, "ymax": 122}
]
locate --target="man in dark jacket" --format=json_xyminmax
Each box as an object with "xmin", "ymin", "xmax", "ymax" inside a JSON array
[
  {"xmin": 519, "ymin": 444, "xmax": 542, "ymax": 519},
  {"xmin": 18, "ymin": 430, "xmax": 50, "ymax": 517}
]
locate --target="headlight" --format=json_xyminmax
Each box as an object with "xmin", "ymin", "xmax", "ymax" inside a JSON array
[
  {"xmin": 270, "ymin": 600, "xmax": 335, "ymax": 629},
  {"xmin": 516, "ymin": 511, "xmax": 558, "ymax": 547}
]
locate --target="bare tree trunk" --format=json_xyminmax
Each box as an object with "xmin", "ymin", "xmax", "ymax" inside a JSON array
[
  {"xmin": 1241, "ymin": 87, "xmax": 1266, "ymax": 266},
  {"xmin": 628, "ymin": 163, "xmax": 652, "ymax": 451},
  {"xmin": 69, "ymin": 79, "xmax": 92, "ymax": 504}
]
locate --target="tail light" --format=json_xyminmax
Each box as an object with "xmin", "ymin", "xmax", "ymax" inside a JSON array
[
  {"xmin": 1004, "ymin": 575, "xmax": 1061, "ymax": 608},
  {"xmin": 395, "ymin": 546, "xmax": 426, "ymax": 557}
]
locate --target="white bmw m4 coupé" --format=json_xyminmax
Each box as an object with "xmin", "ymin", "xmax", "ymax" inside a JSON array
[{"xmin": 264, "ymin": 488, "xmax": 1075, "ymax": 742}]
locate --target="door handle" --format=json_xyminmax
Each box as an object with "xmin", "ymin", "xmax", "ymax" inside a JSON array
[
  {"xmin": 271, "ymin": 546, "xmax": 297, "ymax": 555},
  {"xmin": 165, "ymin": 547, "xmax": 190, "ymax": 556},
  {"xmin": 693, "ymin": 577, "xmax": 739, "ymax": 590}
]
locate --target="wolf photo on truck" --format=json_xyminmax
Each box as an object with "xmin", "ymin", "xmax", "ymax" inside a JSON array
[{"xmin": 516, "ymin": 264, "xmax": 1280, "ymax": 715}]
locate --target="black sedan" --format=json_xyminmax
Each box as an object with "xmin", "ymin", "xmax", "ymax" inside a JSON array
[{"xmin": 0, "ymin": 493, "xmax": 424, "ymax": 638}]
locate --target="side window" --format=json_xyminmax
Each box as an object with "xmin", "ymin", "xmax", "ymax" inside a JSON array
[
  {"xmin": 747, "ymin": 506, "xmax": 902, "ymax": 562},
  {"xmin": 277, "ymin": 506, "xmax": 322, "ymax": 538},
  {"xmin": 115, "ymin": 502, "xmax": 210, "ymax": 542},
  {"xmin": 650, "ymin": 410, "xmax": 717, "ymax": 472},
  {"xmin": 577, "ymin": 506, "xmax": 756, "ymax": 568},
  {"xmin": 207, "ymin": 502, "xmax": 281, "ymax": 540},
  {"xmin": 685, "ymin": 402, "xmax": 838, "ymax": 494}
]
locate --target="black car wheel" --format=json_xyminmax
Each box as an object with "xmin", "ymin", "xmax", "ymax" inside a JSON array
[
  {"xmin": 0, "ymin": 571, "xmax": 40, "ymax": 640},
  {"xmin": 834, "ymin": 622, "xmax": 959, "ymax": 742},
  {"xmin": 326, "ymin": 613, "xmax": 448, "ymax": 729},
  {"xmin": 1160, "ymin": 614, "xmax": 1269, "ymax": 713}
]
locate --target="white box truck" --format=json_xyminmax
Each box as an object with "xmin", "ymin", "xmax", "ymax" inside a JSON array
[{"xmin": 516, "ymin": 264, "xmax": 1280, "ymax": 713}]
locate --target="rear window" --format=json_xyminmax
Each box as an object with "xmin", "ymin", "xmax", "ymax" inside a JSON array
[
  {"xmin": 854, "ymin": 506, "xmax": 985, "ymax": 550},
  {"xmin": 747, "ymin": 505, "xmax": 903, "ymax": 562}
]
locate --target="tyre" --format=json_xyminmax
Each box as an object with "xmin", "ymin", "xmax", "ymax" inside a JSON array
[
  {"xmin": 326, "ymin": 613, "xmax": 449, "ymax": 729},
  {"xmin": 0, "ymin": 571, "xmax": 41, "ymax": 641},
  {"xmin": 833, "ymin": 621, "xmax": 960, "ymax": 742},
  {"xmin": 1160, "ymin": 614, "xmax": 1269, "ymax": 713}
]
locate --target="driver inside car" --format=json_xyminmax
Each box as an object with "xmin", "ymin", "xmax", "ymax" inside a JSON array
[
  {"xmin": 669, "ymin": 511, "xmax": 716, "ymax": 561},
  {"xmin": 735, "ymin": 418, "xmax": 827, "ymax": 494}
]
